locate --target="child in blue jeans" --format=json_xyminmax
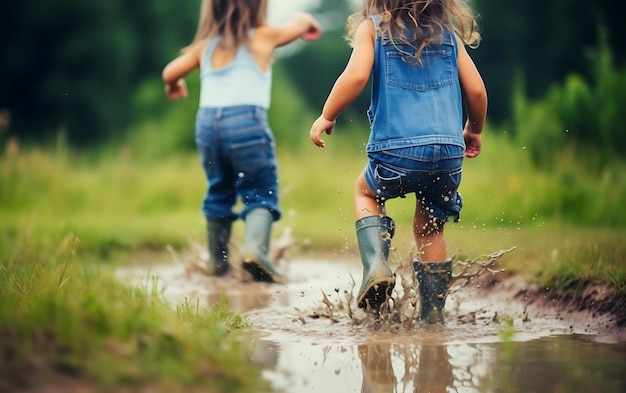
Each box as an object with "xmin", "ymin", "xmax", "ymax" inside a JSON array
[
  {"xmin": 310, "ymin": 0, "xmax": 487, "ymax": 322},
  {"xmin": 163, "ymin": 0, "xmax": 321, "ymax": 282}
]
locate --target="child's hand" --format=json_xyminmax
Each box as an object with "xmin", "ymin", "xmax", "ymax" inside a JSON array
[
  {"xmin": 463, "ymin": 129, "xmax": 482, "ymax": 158},
  {"xmin": 310, "ymin": 115, "xmax": 335, "ymax": 148},
  {"xmin": 302, "ymin": 21, "xmax": 322, "ymax": 41},
  {"xmin": 165, "ymin": 79, "xmax": 188, "ymax": 100}
]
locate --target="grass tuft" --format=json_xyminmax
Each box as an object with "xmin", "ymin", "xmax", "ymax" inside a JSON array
[{"xmin": 0, "ymin": 229, "xmax": 269, "ymax": 392}]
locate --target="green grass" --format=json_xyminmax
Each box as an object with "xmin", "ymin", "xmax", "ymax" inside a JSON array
[
  {"xmin": 0, "ymin": 230, "xmax": 269, "ymax": 392},
  {"xmin": 1, "ymin": 146, "xmax": 206, "ymax": 259}
]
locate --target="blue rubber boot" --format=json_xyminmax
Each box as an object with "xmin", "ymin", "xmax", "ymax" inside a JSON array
[
  {"xmin": 206, "ymin": 219, "xmax": 232, "ymax": 276},
  {"xmin": 413, "ymin": 260, "xmax": 452, "ymax": 324},
  {"xmin": 356, "ymin": 215, "xmax": 396, "ymax": 310},
  {"xmin": 241, "ymin": 208, "xmax": 283, "ymax": 283}
]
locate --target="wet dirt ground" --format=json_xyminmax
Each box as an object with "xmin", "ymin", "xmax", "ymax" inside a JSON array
[{"xmin": 117, "ymin": 245, "xmax": 626, "ymax": 393}]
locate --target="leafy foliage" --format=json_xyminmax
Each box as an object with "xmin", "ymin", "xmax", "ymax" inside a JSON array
[
  {"xmin": 471, "ymin": 0, "xmax": 626, "ymax": 122},
  {"xmin": 511, "ymin": 31, "xmax": 626, "ymax": 167}
]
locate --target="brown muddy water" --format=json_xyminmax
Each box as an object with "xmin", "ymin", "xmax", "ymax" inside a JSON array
[{"xmin": 117, "ymin": 251, "xmax": 626, "ymax": 393}]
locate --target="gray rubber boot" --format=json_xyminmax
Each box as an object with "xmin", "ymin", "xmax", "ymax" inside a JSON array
[
  {"xmin": 241, "ymin": 208, "xmax": 283, "ymax": 283},
  {"xmin": 356, "ymin": 215, "xmax": 396, "ymax": 310},
  {"xmin": 206, "ymin": 219, "xmax": 232, "ymax": 276},
  {"xmin": 413, "ymin": 260, "xmax": 452, "ymax": 324}
]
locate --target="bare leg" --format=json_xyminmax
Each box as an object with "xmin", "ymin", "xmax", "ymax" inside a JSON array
[
  {"xmin": 354, "ymin": 173, "xmax": 385, "ymax": 220},
  {"xmin": 413, "ymin": 199, "xmax": 447, "ymax": 263}
]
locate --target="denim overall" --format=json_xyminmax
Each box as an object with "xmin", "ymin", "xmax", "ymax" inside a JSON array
[{"xmin": 364, "ymin": 15, "xmax": 465, "ymax": 223}]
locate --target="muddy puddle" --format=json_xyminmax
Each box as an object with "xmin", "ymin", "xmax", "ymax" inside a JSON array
[{"xmin": 117, "ymin": 252, "xmax": 626, "ymax": 393}]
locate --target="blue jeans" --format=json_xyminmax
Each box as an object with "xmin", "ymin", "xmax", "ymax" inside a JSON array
[
  {"xmin": 195, "ymin": 106, "xmax": 280, "ymax": 222},
  {"xmin": 364, "ymin": 145, "xmax": 464, "ymax": 223}
]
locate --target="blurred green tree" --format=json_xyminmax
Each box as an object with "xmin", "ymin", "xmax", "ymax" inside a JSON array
[
  {"xmin": 0, "ymin": 0, "xmax": 198, "ymax": 146},
  {"xmin": 469, "ymin": 0, "xmax": 626, "ymax": 123}
]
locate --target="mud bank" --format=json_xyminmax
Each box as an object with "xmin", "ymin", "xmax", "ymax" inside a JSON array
[{"xmin": 478, "ymin": 271, "xmax": 626, "ymax": 330}]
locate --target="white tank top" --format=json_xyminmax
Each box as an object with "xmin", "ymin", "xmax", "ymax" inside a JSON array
[{"xmin": 199, "ymin": 36, "xmax": 272, "ymax": 109}]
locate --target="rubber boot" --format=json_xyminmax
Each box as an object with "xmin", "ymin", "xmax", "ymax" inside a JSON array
[
  {"xmin": 206, "ymin": 219, "xmax": 232, "ymax": 276},
  {"xmin": 356, "ymin": 215, "xmax": 396, "ymax": 310},
  {"xmin": 241, "ymin": 208, "xmax": 283, "ymax": 283},
  {"xmin": 413, "ymin": 260, "xmax": 452, "ymax": 324}
]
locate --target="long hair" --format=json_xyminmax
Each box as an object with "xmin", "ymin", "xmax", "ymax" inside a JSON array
[
  {"xmin": 347, "ymin": 0, "xmax": 481, "ymax": 58},
  {"xmin": 183, "ymin": 0, "xmax": 268, "ymax": 52}
]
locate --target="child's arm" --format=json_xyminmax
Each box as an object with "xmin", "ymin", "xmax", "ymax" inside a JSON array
[
  {"xmin": 263, "ymin": 12, "xmax": 322, "ymax": 47},
  {"xmin": 456, "ymin": 35, "xmax": 487, "ymax": 157},
  {"xmin": 162, "ymin": 41, "xmax": 204, "ymax": 100},
  {"xmin": 310, "ymin": 19, "xmax": 374, "ymax": 148}
]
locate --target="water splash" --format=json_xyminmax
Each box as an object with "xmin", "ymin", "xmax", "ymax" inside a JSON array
[{"xmin": 305, "ymin": 248, "xmax": 514, "ymax": 332}]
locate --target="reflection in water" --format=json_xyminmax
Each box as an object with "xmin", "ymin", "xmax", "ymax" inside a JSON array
[
  {"xmin": 487, "ymin": 335, "xmax": 626, "ymax": 393},
  {"xmin": 254, "ymin": 335, "xmax": 626, "ymax": 393},
  {"xmin": 359, "ymin": 343, "xmax": 396, "ymax": 393},
  {"xmin": 359, "ymin": 342, "xmax": 454, "ymax": 393},
  {"xmin": 405, "ymin": 344, "xmax": 454, "ymax": 393}
]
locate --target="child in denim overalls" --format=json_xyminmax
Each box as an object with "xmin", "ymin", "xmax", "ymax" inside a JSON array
[
  {"xmin": 163, "ymin": 0, "xmax": 321, "ymax": 282},
  {"xmin": 310, "ymin": 0, "xmax": 487, "ymax": 323}
]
